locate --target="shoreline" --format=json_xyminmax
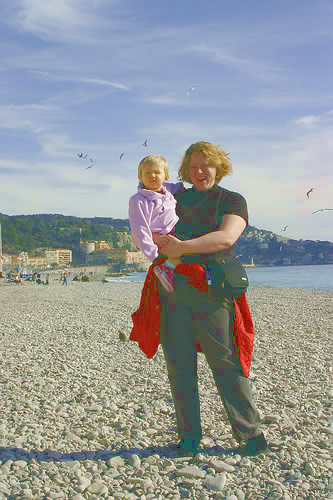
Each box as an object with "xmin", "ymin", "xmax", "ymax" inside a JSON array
[{"xmin": 2, "ymin": 277, "xmax": 333, "ymax": 294}]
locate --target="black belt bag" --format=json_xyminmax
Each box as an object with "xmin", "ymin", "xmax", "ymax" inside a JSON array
[{"xmin": 207, "ymin": 255, "xmax": 249, "ymax": 298}]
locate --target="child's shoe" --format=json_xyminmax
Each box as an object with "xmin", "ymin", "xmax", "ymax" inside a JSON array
[{"xmin": 153, "ymin": 264, "xmax": 175, "ymax": 293}]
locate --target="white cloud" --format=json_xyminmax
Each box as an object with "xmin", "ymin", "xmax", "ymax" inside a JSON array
[
  {"xmin": 294, "ymin": 115, "xmax": 321, "ymax": 128},
  {"xmin": 80, "ymin": 78, "xmax": 130, "ymax": 91},
  {"xmin": 144, "ymin": 95, "xmax": 185, "ymax": 106},
  {"xmin": 30, "ymin": 72, "xmax": 131, "ymax": 91},
  {"xmin": 188, "ymin": 42, "xmax": 282, "ymax": 82},
  {"xmin": 4, "ymin": 0, "xmax": 117, "ymax": 43},
  {"xmin": 0, "ymin": 104, "xmax": 58, "ymax": 131}
]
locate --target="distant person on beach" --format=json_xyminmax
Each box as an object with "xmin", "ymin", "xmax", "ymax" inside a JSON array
[
  {"xmin": 62, "ymin": 273, "xmax": 68, "ymax": 286},
  {"xmin": 130, "ymin": 141, "xmax": 268, "ymax": 458},
  {"xmin": 128, "ymin": 154, "xmax": 185, "ymax": 292},
  {"xmin": 14, "ymin": 274, "xmax": 23, "ymax": 285}
]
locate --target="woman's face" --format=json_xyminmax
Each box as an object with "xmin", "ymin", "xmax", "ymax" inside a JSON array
[{"xmin": 189, "ymin": 152, "xmax": 217, "ymax": 191}]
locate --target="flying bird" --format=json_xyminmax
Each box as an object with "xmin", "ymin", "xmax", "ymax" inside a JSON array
[
  {"xmin": 281, "ymin": 226, "xmax": 289, "ymax": 232},
  {"xmin": 312, "ymin": 208, "xmax": 333, "ymax": 214},
  {"xmin": 142, "ymin": 140, "xmax": 148, "ymax": 147},
  {"xmin": 186, "ymin": 86, "xmax": 199, "ymax": 99},
  {"xmin": 120, "ymin": 153, "xmax": 125, "ymax": 160},
  {"xmin": 77, "ymin": 153, "xmax": 88, "ymax": 158},
  {"xmin": 85, "ymin": 159, "xmax": 95, "ymax": 169},
  {"xmin": 306, "ymin": 188, "xmax": 314, "ymax": 198},
  {"xmin": 118, "ymin": 331, "xmax": 127, "ymax": 342}
]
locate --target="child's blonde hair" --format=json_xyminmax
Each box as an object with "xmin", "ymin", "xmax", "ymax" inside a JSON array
[
  {"xmin": 178, "ymin": 141, "xmax": 233, "ymax": 184},
  {"xmin": 138, "ymin": 154, "xmax": 169, "ymax": 183}
]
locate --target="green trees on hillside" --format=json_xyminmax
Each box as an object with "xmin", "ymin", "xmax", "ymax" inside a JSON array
[{"xmin": 0, "ymin": 214, "xmax": 130, "ymax": 254}]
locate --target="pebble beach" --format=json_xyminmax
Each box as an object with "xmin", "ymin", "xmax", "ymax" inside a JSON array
[{"xmin": 0, "ymin": 279, "xmax": 332, "ymax": 500}]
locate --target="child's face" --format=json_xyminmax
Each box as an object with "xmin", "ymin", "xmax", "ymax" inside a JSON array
[{"xmin": 141, "ymin": 163, "xmax": 166, "ymax": 191}]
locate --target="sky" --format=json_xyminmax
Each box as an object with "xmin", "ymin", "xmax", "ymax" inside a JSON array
[{"xmin": 1, "ymin": 0, "xmax": 333, "ymax": 243}]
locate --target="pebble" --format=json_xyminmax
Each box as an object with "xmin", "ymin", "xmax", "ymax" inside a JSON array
[{"xmin": 0, "ymin": 281, "xmax": 332, "ymax": 498}]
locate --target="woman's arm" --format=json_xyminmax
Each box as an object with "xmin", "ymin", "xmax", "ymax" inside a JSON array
[{"xmin": 157, "ymin": 214, "xmax": 247, "ymax": 259}]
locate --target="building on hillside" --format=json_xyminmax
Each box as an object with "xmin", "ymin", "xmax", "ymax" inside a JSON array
[
  {"xmin": 44, "ymin": 250, "xmax": 58, "ymax": 265},
  {"xmin": 127, "ymin": 251, "xmax": 150, "ymax": 265},
  {"xmin": 108, "ymin": 248, "xmax": 129, "ymax": 263},
  {"xmin": 1, "ymin": 254, "xmax": 13, "ymax": 265},
  {"xmin": 44, "ymin": 248, "xmax": 72, "ymax": 266},
  {"xmin": 87, "ymin": 248, "xmax": 128, "ymax": 266},
  {"xmin": 80, "ymin": 241, "xmax": 96, "ymax": 254},
  {"xmin": 126, "ymin": 250, "xmax": 150, "ymax": 272},
  {"xmin": 86, "ymin": 249, "xmax": 113, "ymax": 266},
  {"xmin": 28, "ymin": 256, "xmax": 48, "ymax": 269},
  {"xmin": 95, "ymin": 240, "xmax": 110, "ymax": 250},
  {"xmin": 86, "ymin": 248, "xmax": 150, "ymax": 270},
  {"xmin": 18, "ymin": 252, "xmax": 29, "ymax": 264}
]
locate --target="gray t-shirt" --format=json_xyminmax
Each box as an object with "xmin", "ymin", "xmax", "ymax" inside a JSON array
[{"xmin": 174, "ymin": 184, "xmax": 248, "ymax": 264}]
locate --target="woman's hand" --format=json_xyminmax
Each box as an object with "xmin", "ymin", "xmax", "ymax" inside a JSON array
[{"xmin": 155, "ymin": 234, "xmax": 185, "ymax": 259}]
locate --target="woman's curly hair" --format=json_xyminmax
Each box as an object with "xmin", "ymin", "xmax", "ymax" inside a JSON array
[{"xmin": 178, "ymin": 141, "xmax": 233, "ymax": 185}]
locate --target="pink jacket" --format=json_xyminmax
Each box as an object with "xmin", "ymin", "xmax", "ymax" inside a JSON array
[{"xmin": 128, "ymin": 182, "xmax": 184, "ymax": 261}]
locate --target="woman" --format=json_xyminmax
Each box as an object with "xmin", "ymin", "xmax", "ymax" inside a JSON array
[
  {"xmin": 154, "ymin": 141, "xmax": 267, "ymax": 457},
  {"xmin": 130, "ymin": 141, "xmax": 267, "ymax": 457}
]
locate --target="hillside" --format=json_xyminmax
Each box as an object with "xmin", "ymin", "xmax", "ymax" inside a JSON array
[{"xmin": 1, "ymin": 213, "xmax": 333, "ymax": 266}]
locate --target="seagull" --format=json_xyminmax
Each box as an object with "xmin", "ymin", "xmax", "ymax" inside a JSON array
[
  {"xmin": 120, "ymin": 153, "xmax": 125, "ymax": 160},
  {"xmin": 85, "ymin": 159, "xmax": 95, "ymax": 169},
  {"xmin": 281, "ymin": 226, "xmax": 289, "ymax": 232},
  {"xmin": 77, "ymin": 153, "xmax": 88, "ymax": 158},
  {"xmin": 306, "ymin": 188, "xmax": 314, "ymax": 198},
  {"xmin": 312, "ymin": 208, "xmax": 333, "ymax": 214},
  {"xmin": 142, "ymin": 140, "xmax": 148, "ymax": 147},
  {"xmin": 119, "ymin": 331, "xmax": 127, "ymax": 342},
  {"xmin": 186, "ymin": 86, "xmax": 199, "ymax": 99}
]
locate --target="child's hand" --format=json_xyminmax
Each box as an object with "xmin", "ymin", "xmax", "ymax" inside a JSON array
[
  {"xmin": 157, "ymin": 234, "xmax": 184, "ymax": 259},
  {"xmin": 152, "ymin": 232, "xmax": 170, "ymax": 249}
]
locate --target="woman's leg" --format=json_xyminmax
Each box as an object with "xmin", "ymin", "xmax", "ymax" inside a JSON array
[
  {"xmin": 192, "ymin": 293, "xmax": 263, "ymax": 443},
  {"xmin": 159, "ymin": 280, "xmax": 203, "ymax": 441}
]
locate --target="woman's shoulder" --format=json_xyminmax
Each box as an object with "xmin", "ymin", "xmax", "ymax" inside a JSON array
[
  {"xmin": 215, "ymin": 185, "xmax": 246, "ymax": 202},
  {"xmin": 176, "ymin": 185, "xmax": 246, "ymax": 201}
]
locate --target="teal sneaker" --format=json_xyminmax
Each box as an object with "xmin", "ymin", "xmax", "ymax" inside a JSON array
[
  {"xmin": 176, "ymin": 439, "xmax": 201, "ymax": 457},
  {"xmin": 246, "ymin": 433, "xmax": 268, "ymax": 456}
]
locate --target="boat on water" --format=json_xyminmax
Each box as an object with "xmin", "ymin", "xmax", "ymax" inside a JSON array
[{"xmin": 243, "ymin": 257, "xmax": 256, "ymax": 268}]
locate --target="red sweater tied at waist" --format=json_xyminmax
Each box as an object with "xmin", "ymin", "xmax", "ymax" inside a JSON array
[{"xmin": 129, "ymin": 256, "xmax": 255, "ymax": 378}]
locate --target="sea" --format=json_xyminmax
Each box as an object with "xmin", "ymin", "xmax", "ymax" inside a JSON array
[{"xmin": 104, "ymin": 264, "xmax": 333, "ymax": 292}]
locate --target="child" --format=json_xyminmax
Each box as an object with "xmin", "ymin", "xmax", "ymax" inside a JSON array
[{"xmin": 129, "ymin": 155, "xmax": 184, "ymax": 292}]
